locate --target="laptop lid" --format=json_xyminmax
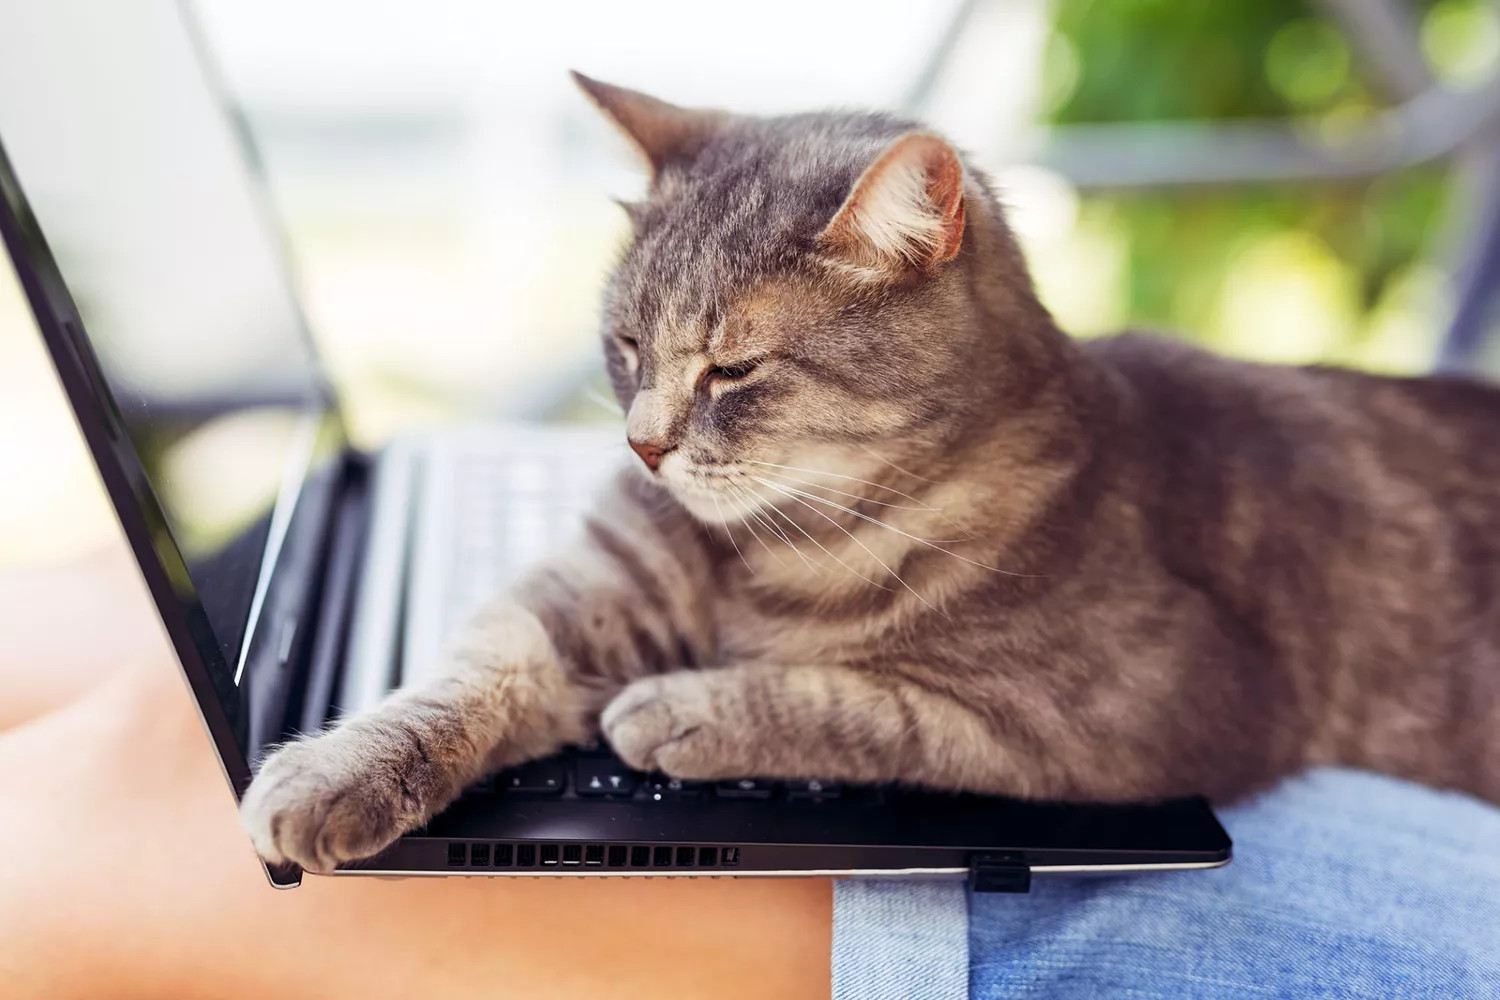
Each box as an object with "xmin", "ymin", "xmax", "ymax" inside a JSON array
[{"xmin": 0, "ymin": 1, "xmax": 347, "ymax": 797}]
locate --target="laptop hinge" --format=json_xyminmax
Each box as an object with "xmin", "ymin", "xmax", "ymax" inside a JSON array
[
  {"xmin": 295, "ymin": 451, "xmax": 374, "ymax": 735},
  {"xmin": 967, "ymin": 852, "xmax": 1031, "ymax": 893}
]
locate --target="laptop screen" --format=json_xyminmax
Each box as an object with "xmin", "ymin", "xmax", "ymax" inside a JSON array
[{"xmin": 0, "ymin": 3, "xmax": 342, "ymax": 690}]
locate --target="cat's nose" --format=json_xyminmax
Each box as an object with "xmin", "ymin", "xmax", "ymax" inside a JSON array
[{"xmin": 628, "ymin": 437, "xmax": 668, "ymax": 471}]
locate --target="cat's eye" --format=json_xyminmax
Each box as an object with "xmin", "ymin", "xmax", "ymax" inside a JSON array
[
  {"xmin": 709, "ymin": 359, "xmax": 760, "ymax": 382},
  {"xmin": 617, "ymin": 335, "xmax": 639, "ymax": 352}
]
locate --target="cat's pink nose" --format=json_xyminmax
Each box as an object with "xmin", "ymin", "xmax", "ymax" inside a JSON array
[{"xmin": 629, "ymin": 438, "xmax": 667, "ymax": 471}]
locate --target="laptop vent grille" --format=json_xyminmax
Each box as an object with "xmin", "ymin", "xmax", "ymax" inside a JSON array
[{"xmin": 448, "ymin": 842, "xmax": 740, "ymax": 869}]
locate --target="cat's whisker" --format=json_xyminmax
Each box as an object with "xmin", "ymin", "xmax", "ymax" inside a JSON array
[
  {"xmin": 747, "ymin": 460, "xmax": 939, "ymax": 509},
  {"xmin": 582, "ymin": 385, "xmax": 625, "ymax": 417},
  {"xmin": 725, "ymin": 486, "xmax": 787, "ymax": 568},
  {"xmin": 750, "ymin": 460, "xmax": 975, "ymax": 543},
  {"xmin": 751, "ymin": 468, "xmax": 936, "ymax": 511},
  {"xmin": 755, "ymin": 477, "xmax": 966, "ymax": 545},
  {"xmin": 846, "ymin": 447, "xmax": 976, "ymax": 539},
  {"xmin": 757, "ymin": 479, "xmax": 946, "ymax": 616},
  {"xmin": 711, "ymin": 495, "xmax": 755, "ymax": 576},
  {"xmin": 753, "ymin": 477, "xmax": 1031, "ymax": 578},
  {"xmin": 855, "ymin": 443, "xmax": 946, "ymax": 485},
  {"xmin": 752, "ymin": 484, "xmax": 889, "ymax": 591},
  {"xmin": 729, "ymin": 482, "xmax": 824, "ymax": 575},
  {"xmin": 753, "ymin": 494, "xmax": 837, "ymax": 577}
]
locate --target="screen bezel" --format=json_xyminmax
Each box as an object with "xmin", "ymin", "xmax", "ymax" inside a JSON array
[
  {"xmin": 0, "ymin": 135, "xmax": 258, "ymax": 790},
  {"xmin": 0, "ymin": 129, "xmax": 358, "ymax": 801},
  {"xmin": 0, "ymin": 0, "xmax": 353, "ymax": 805}
]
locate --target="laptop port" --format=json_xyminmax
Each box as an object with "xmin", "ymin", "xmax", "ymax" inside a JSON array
[
  {"xmin": 607, "ymin": 845, "xmax": 628, "ymax": 867},
  {"xmin": 469, "ymin": 843, "xmax": 490, "ymax": 866},
  {"xmin": 562, "ymin": 844, "xmax": 582, "ymax": 865},
  {"xmin": 721, "ymin": 847, "xmax": 740, "ymax": 867},
  {"xmin": 516, "ymin": 844, "xmax": 536, "ymax": 867},
  {"xmin": 540, "ymin": 844, "xmax": 560, "ymax": 866},
  {"xmin": 630, "ymin": 846, "xmax": 650, "ymax": 867},
  {"xmin": 676, "ymin": 846, "xmax": 696, "ymax": 867},
  {"xmin": 653, "ymin": 846, "xmax": 673, "ymax": 867},
  {"xmin": 697, "ymin": 847, "xmax": 718, "ymax": 867},
  {"xmin": 584, "ymin": 845, "xmax": 605, "ymax": 866},
  {"xmin": 494, "ymin": 844, "xmax": 514, "ymax": 867},
  {"xmin": 447, "ymin": 842, "xmax": 467, "ymax": 867}
]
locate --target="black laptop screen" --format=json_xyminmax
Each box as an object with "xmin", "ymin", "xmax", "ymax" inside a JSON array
[{"xmin": 0, "ymin": 1, "xmax": 341, "ymax": 676}]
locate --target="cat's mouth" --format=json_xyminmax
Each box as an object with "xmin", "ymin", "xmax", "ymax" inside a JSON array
[{"xmin": 660, "ymin": 459, "xmax": 770, "ymax": 525}]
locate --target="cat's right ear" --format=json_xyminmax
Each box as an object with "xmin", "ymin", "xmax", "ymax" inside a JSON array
[
  {"xmin": 571, "ymin": 72, "xmax": 722, "ymax": 180},
  {"xmin": 819, "ymin": 133, "xmax": 967, "ymax": 279}
]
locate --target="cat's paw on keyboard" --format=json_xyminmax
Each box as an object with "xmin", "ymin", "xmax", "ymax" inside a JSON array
[
  {"xmin": 239, "ymin": 725, "xmax": 421, "ymax": 873},
  {"xmin": 601, "ymin": 673, "xmax": 744, "ymax": 779}
]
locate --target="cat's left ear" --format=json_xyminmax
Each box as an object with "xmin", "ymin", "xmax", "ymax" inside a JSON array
[
  {"xmin": 572, "ymin": 71, "xmax": 722, "ymax": 179},
  {"xmin": 819, "ymin": 133, "xmax": 967, "ymax": 276}
]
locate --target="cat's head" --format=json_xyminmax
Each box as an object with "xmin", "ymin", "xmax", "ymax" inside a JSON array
[{"xmin": 577, "ymin": 73, "xmax": 1052, "ymax": 525}]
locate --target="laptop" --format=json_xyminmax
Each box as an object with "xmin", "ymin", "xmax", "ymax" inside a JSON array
[{"xmin": 0, "ymin": 0, "xmax": 1231, "ymax": 890}]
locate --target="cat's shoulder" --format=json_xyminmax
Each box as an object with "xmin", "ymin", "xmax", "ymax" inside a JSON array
[
  {"xmin": 1080, "ymin": 329, "xmax": 1500, "ymax": 437},
  {"xmin": 1081, "ymin": 330, "xmax": 1258, "ymax": 378},
  {"xmin": 1077, "ymin": 330, "xmax": 1310, "ymax": 410}
]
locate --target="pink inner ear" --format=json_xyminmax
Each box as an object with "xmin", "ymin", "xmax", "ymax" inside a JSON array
[
  {"xmin": 820, "ymin": 133, "xmax": 968, "ymax": 273},
  {"xmin": 922, "ymin": 145, "xmax": 966, "ymax": 265}
]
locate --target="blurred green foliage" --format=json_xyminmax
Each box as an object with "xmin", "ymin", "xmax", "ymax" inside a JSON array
[{"xmin": 1040, "ymin": 0, "xmax": 1500, "ymax": 369}]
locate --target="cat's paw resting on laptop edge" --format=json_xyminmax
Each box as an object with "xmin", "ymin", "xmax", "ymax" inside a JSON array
[{"xmin": 239, "ymin": 723, "xmax": 421, "ymax": 874}]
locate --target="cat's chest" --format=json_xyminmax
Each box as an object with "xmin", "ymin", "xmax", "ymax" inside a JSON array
[{"xmin": 710, "ymin": 593, "xmax": 867, "ymax": 666}]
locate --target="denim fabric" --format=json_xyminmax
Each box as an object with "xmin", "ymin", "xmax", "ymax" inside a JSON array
[
  {"xmin": 833, "ymin": 878, "xmax": 970, "ymax": 1000},
  {"xmin": 970, "ymin": 769, "xmax": 1500, "ymax": 998},
  {"xmin": 828, "ymin": 769, "xmax": 1500, "ymax": 999}
]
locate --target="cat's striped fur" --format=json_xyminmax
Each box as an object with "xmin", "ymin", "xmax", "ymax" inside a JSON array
[{"xmin": 242, "ymin": 77, "xmax": 1500, "ymax": 873}]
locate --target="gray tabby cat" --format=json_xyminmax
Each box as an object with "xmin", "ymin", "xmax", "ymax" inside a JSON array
[{"xmin": 241, "ymin": 75, "xmax": 1500, "ymax": 873}]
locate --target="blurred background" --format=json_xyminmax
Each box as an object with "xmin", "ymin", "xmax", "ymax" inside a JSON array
[{"xmin": 4, "ymin": 0, "xmax": 1500, "ymax": 569}]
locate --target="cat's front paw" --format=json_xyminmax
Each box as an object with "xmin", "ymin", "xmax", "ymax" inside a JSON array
[
  {"xmin": 239, "ymin": 724, "xmax": 424, "ymax": 874},
  {"xmin": 601, "ymin": 673, "xmax": 743, "ymax": 779}
]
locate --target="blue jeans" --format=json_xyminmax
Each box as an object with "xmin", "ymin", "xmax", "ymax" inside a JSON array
[{"xmin": 832, "ymin": 769, "xmax": 1500, "ymax": 999}]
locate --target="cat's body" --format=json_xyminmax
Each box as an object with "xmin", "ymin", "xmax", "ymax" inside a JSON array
[{"xmin": 240, "ymin": 78, "xmax": 1500, "ymax": 874}]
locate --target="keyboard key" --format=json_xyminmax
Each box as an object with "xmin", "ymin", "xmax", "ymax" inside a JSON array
[
  {"xmin": 645, "ymin": 775, "xmax": 708, "ymax": 800},
  {"xmin": 716, "ymin": 778, "xmax": 775, "ymax": 799},
  {"xmin": 575, "ymin": 759, "xmax": 639, "ymax": 797},
  {"xmin": 785, "ymin": 780, "xmax": 843, "ymax": 800},
  {"xmin": 498, "ymin": 760, "xmax": 566, "ymax": 795}
]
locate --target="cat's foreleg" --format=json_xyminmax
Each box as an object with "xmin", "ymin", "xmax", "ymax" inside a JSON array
[
  {"xmin": 602, "ymin": 665, "xmax": 1048, "ymax": 796},
  {"xmin": 239, "ymin": 602, "xmax": 590, "ymax": 873},
  {"xmin": 241, "ymin": 476, "xmax": 717, "ymax": 873}
]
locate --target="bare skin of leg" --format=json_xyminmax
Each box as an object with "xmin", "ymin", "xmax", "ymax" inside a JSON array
[
  {"xmin": 0, "ymin": 548, "xmax": 164, "ymax": 730},
  {"xmin": 0, "ymin": 549, "xmax": 831, "ymax": 999}
]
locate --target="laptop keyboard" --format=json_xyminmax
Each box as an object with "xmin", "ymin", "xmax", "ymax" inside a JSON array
[
  {"xmin": 441, "ymin": 437, "xmax": 612, "ymax": 660},
  {"xmin": 474, "ymin": 745, "xmax": 854, "ymax": 806},
  {"xmin": 401, "ymin": 426, "xmax": 621, "ymax": 686}
]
